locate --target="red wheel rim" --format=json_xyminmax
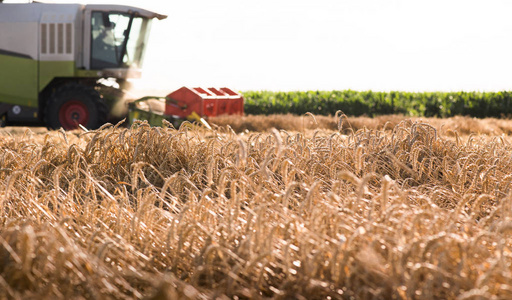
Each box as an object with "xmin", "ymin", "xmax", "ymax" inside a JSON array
[{"xmin": 58, "ymin": 100, "xmax": 89, "ymax": 130}]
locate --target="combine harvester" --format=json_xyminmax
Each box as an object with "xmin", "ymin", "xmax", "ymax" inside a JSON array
[{"xmin": 0, "ymin": 2, "xmax": 243, "ymax": 130}]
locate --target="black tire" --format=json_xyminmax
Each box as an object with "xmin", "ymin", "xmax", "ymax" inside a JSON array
[{"xmin": 44, "ymin": 83, "xmax": 108, "ymax": 130}]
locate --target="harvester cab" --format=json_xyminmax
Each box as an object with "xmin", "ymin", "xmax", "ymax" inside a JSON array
[{"xmin": 0, "ymin": 2, "xmax": 166, "ymax": 129}]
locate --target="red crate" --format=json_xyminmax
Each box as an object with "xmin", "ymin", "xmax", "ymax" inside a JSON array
[{"xmin": 165, "ymin": 87, "xmax": 244, "ymax": 118}]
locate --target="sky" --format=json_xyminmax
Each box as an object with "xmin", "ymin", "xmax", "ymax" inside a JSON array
[{"xmin": 6, "ymin": 0, "xmax": 512, "ymax": 92}]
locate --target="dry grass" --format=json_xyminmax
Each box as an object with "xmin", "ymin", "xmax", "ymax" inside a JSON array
[
  {"xmin": 210, "ymin": 114, "xmax": 512, "ymax": 136},
  {"xmin": 0, "ymin": 117, "xmax": 512, "ymax": 299}
]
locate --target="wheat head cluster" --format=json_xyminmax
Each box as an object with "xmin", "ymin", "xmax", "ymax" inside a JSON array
[{"xmin": 0, "ymin": 116, "xmax": 511, "ymax": 299}]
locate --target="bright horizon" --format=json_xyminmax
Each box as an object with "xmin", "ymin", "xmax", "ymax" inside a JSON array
[{"xmin": 6, "ymin": 0, "xmax": 512, "ymax": 92}]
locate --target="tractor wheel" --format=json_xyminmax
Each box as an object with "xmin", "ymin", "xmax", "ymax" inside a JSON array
[{"xmin": 45, "ymin": 83, "xmax": 108, "ymax": 130}]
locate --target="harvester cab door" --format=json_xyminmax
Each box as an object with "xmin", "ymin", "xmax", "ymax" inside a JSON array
[{"xmin": 89, "ymin": 11, "xmax": 129, "ymax": 69}]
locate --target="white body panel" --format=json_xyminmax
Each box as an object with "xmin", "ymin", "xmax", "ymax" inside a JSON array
[
  {"xmin": 0, "ymin": 3, "xmax": 82, "ymax": 62},
  {"xmin": 39, "ymin": 6, "xmax": 82, "ymax": 63},
  {"xmin": 0, "ymin": 22, "xmax": 39, "ymax": 59}
]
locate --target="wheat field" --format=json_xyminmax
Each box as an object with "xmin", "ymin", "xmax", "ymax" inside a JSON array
[{"xmin": 0, "ymin": 115, "xmax": 511, "ymax": 299}]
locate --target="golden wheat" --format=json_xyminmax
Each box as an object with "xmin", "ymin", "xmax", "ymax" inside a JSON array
[{"xmin": 0, "ymin": 117, "xmax": 511, "ymax": 299}]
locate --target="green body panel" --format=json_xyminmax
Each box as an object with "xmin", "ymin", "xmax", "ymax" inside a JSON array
[
  {"xmin": 38, "ymin": 61, "xmax": 76, "ymax": 93},
  {"xmin": 0, "ymin": 54, "xmax": 103, "ymax": 111},
  {"xmin": 0, "ymin": 53, "xmax": 38, "ymax": 107}
]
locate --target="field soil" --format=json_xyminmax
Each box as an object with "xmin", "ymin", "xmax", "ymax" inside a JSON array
[{"xmin": 0, "ymin": 115, "xmax": 511, "ymax": 299}]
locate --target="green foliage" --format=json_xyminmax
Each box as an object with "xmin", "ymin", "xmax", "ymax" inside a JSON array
[{"xmin": 243, "ymin": 90, "xmax": 512, "ymax": 118}]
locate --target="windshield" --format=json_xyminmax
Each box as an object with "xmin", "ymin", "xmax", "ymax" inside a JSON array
[{"xmin": 90, "ymin": 12, "xmax": 151, "ymax": 70}]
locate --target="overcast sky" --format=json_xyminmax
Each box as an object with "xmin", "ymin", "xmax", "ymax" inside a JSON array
[{"xmin": 6, "ymin": 0, "xmax": 512, "ymax": 92}]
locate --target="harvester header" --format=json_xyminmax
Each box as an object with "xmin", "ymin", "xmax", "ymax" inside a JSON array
[{"xmin": 128, "ymin": 86, "xmax": 244, "ymax": 128}]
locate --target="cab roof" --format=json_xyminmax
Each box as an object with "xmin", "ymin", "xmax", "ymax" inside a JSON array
[{"xmin": 85, "ymin": 4, "xmax": 167, "ymax": 20}]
